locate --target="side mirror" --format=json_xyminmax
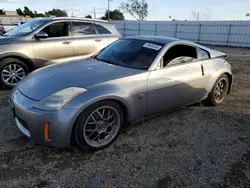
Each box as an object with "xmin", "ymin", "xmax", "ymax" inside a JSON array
[{"xmin": 35, "ymin": 31, "xmax": 48, "ymax": 39}]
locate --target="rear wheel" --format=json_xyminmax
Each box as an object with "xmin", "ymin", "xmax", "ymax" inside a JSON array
[
  {"xmin": 203, "ymin": 74, "xmax": 229, "ymax": 106},
  {"xmin": 0, "ymin": 58, "xmax": 29, "ymax": 88},
  {"xmin": 74, "ymin": 100, "xmax": 124, "ymax": 152}
]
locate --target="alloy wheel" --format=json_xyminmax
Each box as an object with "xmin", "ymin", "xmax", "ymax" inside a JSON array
[
  {"xmin": 214, "ymin": 78, "xmax": 228, "ymax": 103},
  {"xmin": 1, "ymin": 64, "xmax": 26, "ymax": 86},
  {"xmin": 83, "ymin": 106, "xmax": 120, "ymax": 148}
]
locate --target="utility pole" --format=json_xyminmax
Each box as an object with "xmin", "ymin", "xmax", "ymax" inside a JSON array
[
  {"xmin": 108, "ymin": 0, "xmax": 111, "ymax": 21},
  {"xmin": 94, "ymin": 7, "xmax": 96, "ymax": 19},
  {"xmin": 71, "ymin": 5, "xmax": 74, "ymax": 17},
  {"xmin": 197, "ymin": 12, "xmax": 200, "ymax": 21}
]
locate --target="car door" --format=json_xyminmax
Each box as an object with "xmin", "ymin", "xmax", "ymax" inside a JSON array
[
  {"xmin": 93, "ymin": 23, "xmax": 119, "ymax": 47},
  {"xmin": 196, "ymin": 47, "xmax": 212, "ymax": 93},
  {"xmin": 70, "ymin": 21, "xmax": 106, "ymax": 59},
  {"xmin": 33, "ymin": 21, "xmax": 74, "ymax": 67},
  {"xmin": 146, "ymin": 56, "xmax": 205, "ymax": 116}
]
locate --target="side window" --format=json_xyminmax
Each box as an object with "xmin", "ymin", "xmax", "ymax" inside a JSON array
[
  {"xmin": 168, "ymin": 56, "xmax": 197, "ymax": 66},
  {"xmin": 42, "ymin": 22, "xmax": 68, "ymax": 38},
  {"xmin": 197, "ymin": 48, "xmax": 210, "ymax": 60},
  {"xmin": 162, "ymin": 45, "xmax": 197, "ymax": 67},
  {"xmin": 71, "ymin": 22, "xmax": 95, "ymax": 36},
  {"xmin": 94, "ymin": 24, "xmax": 111, "ymax": 34},
  {"xmin": 156, "ymin": 58, "xmax": 163, "ymax": 70}
]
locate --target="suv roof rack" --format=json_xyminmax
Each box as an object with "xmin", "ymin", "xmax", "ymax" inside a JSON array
[{"xmin": 52, "ymin": 17, "xmax": 108, "ymax": 23}]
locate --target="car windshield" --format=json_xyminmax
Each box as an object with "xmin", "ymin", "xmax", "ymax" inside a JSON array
[
  {"xmin": 4, "ymin": 19, "xmax": 49, "ymax": 37},
  {"xmin": 95, "ymin": 39, "xmax": 163, "ymax": 70}
]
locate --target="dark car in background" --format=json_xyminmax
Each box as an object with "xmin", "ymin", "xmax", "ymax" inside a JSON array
[
  {"xmin": 0, "ymin": 17, "xmax": 122, "ymax": 88},
  {"xmin": 0, "ymin": 22, "xmax": 5, "ymax": 35}
]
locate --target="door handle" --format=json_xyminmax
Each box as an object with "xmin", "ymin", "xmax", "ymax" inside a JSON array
[
  {"xmin": 201, "ymin": 64, "xmax": 205, "ymax": 76},
  {"xmin": 62, "ymin": 41, "xmax": 71, "ymax": 45},
  {"xmin": 95, "ymin": 39, "xmax": 102, "ymax": 42}
]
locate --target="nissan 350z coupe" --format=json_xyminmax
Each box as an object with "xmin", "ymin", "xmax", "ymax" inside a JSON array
[{"xmin": 10, "ymin": 36, "xmax": 232, "ymax": 151}]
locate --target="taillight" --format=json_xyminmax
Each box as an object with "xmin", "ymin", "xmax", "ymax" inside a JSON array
[{"xmin": 118, "ymin": 36, "xmax": 123, "ymax": 40}]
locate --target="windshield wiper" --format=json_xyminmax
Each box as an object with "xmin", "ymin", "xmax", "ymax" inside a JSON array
[
  {"xmin": 93, "ymin": 56, "xmax": 133, "ymax": 69},
  {"xmin": 93, "ymin": 57, "xmax": 115, "ymax": 65}
]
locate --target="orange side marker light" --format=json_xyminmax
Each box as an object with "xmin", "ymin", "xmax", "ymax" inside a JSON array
[{"xmin": 44, "ymin": 123, "xmax": 50, "ymax": 141}]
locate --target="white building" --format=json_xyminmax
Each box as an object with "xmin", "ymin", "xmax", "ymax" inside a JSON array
[{"xmin": 4, "ymin": 10, "xmax": 17, "ymax": 16}]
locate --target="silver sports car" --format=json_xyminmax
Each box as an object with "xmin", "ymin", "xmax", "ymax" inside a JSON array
[{"xmin": 10, "ymin": 36, "xmax": 232, "ymax": 151}]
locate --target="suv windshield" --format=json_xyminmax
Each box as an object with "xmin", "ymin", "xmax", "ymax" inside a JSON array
[
  {"xmin": 4, "ymin": 19, "xmax": 49, "ymax": 37},
  {"xmin": 95, "ymin": 39, "xmax": 163, "ymax": 70}
]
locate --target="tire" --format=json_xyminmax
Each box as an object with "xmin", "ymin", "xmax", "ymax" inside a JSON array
[
  {"xmin": 74, "ymin": 100, "xmax": 124, "ymax": 152},
  {"xmin": 202, "ymin": 74, "xmax": 229, "ymax": 106},
  {"xmin": 0, "ymin": 58, "xmax": 29, "ymax": 88}
]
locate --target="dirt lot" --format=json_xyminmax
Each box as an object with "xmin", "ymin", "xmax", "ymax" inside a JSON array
[{"xmin": 0, "ymin": 46, "xmax": 249, "ymax": 188}]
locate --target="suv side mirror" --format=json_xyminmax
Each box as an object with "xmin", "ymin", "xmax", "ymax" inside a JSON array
[{"xmin": 35, "ymin": 31, "xmax": 48, "ymax": 39}]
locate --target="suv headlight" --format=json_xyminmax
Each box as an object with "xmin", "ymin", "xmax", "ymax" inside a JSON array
[{"xmin": 34, "ymin": 87, "xmax": 87, "ymax": 111}]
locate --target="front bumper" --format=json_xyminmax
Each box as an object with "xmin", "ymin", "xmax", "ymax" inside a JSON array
[
  {"xmin": 15, "ymin": 117, "xmax": 31, "ymax": 137},
  {"xmin": 10, "ymin": 88, "xmax": 81, "ymax": 148}
]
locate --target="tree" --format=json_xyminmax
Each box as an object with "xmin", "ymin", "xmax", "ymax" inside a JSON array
[
  {"xmin": 36, "ymin": 13, "xmax": 45, "ymax": 17},
  {"xmin": 120, "ymin": 0, "xmax": 148, "ymax": 21},
  {"xmin": 85, "ymin": 15, "xmax": 92, "ymax": 19},
  {"xmin": 16, "ymin": 7, "xmax": 65, "ymax": 18},
  {"xmin": 23, "ymin": 6, "xmax": 35, "ymax": 17},
  {"xmin": 46, "ymin": 9, "xmax": 68, "ymax": 17},
  {"xmin": 101, "ymin": 9, "xmax": 125, "ymax": 20},
  {"xmin": 45, "ymin": 11, "xmax": 50, "ymax": 17},
  {"xmin": 16, "ymin": 6, "xmax": 35, "ymax": 17},
  {"xmin": 16, "ymin": 8, "xmax": 23, "ymax": 16}
]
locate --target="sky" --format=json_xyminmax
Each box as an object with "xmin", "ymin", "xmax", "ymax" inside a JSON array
[{"xmin": 0, "ymin": 0, "xmax": 250, "ymax": 21}]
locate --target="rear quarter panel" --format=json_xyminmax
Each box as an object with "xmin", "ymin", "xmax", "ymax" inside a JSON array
[
  {"xmin": 104, "ymin": 34, "xmax": 120, "ymax": 45},
  {"xmin": 201, "ymin": 58, "xmax": 232, "ymax": 93}
]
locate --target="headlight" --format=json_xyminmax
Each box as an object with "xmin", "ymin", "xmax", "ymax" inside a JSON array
[{"xmin": 34, "ymin": 87, "xmax": 87, "ymax": 111}]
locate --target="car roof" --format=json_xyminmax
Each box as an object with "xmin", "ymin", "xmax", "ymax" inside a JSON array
[
  {"xmin": 52, "ymin": 17, "xmax": 108, "ymax": 24},
  {"xmin": 125, "ymin": 36, "xmax": 180, "ymax": 45},
  {"xmin": 31, "ymin": 17, "xmax": 109, "ymax": 24},
  {"xmin": 125, "ymin": 35, "xmax": 226, "ymax": 58}
]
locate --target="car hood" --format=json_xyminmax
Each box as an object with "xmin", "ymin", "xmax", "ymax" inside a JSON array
[
  {"xmin": 18, "ymin": 58, "xmax": 143, "ymax": 101},
  {"xmin": 0, "ymin": 35, "xmax": 20, "ymax": 44}
]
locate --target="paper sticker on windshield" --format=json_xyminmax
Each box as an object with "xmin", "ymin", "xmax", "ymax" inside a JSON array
[{"xmin": 143, "ymin": 43, "xmax": 162, "ymax": 51}]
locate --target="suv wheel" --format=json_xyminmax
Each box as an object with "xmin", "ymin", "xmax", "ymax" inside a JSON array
[{"xmin": 0, "ymin": 58, "xmax": 29, "ymax": 88}]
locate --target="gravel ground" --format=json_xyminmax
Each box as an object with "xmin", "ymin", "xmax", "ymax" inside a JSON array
[{"xmin": 0, "ymin": 46, "xmax": 249, "ymax": 188}]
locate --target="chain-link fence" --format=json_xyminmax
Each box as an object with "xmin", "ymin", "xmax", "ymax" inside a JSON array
[
  {"xmin": 0, "ymin": 16, "xmax": 28, "ymax": 25},
  {"xmin": 0, "ymin": 16, "xmax": 29, "ymax": 31},
  {"xmin": 111, "ymin": 20, "xmax": 250, "ymax": 47}
]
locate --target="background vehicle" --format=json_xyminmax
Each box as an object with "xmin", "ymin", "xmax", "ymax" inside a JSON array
[
  {"xmin": 0, "ymin": 22, "xmax": 5, "ymax": 35},
  {"xmin": 18, "ymin": 21, "xmax": 26, "ymax": 26},
  {"xmin": 10, "ymin": 36, "xmax": 232, "ymax": 151},
  {"xmin": 0, "ymin": 17, "xmax": 122, "ymax": 88}
]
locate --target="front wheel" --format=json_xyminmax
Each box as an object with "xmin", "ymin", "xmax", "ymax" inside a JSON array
[
  {"xmin": 0, "ymin": 58, "xmax": 29, "ymax": 88},
  {"xmin": 203, "ymin": 74, "xmax": 229, "ymax": 106},
  {"xmin": 74, "ymin": 100, "xmax": 124, "ymax": 152}
]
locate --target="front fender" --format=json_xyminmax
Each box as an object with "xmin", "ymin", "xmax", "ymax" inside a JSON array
[
  {"xmin": 63, "ymin": 84, "xmax": 133, "ymax": 121},
  {"xmin": 63, "ymin": 71, "xmax": 149, "ymax": 123}
]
